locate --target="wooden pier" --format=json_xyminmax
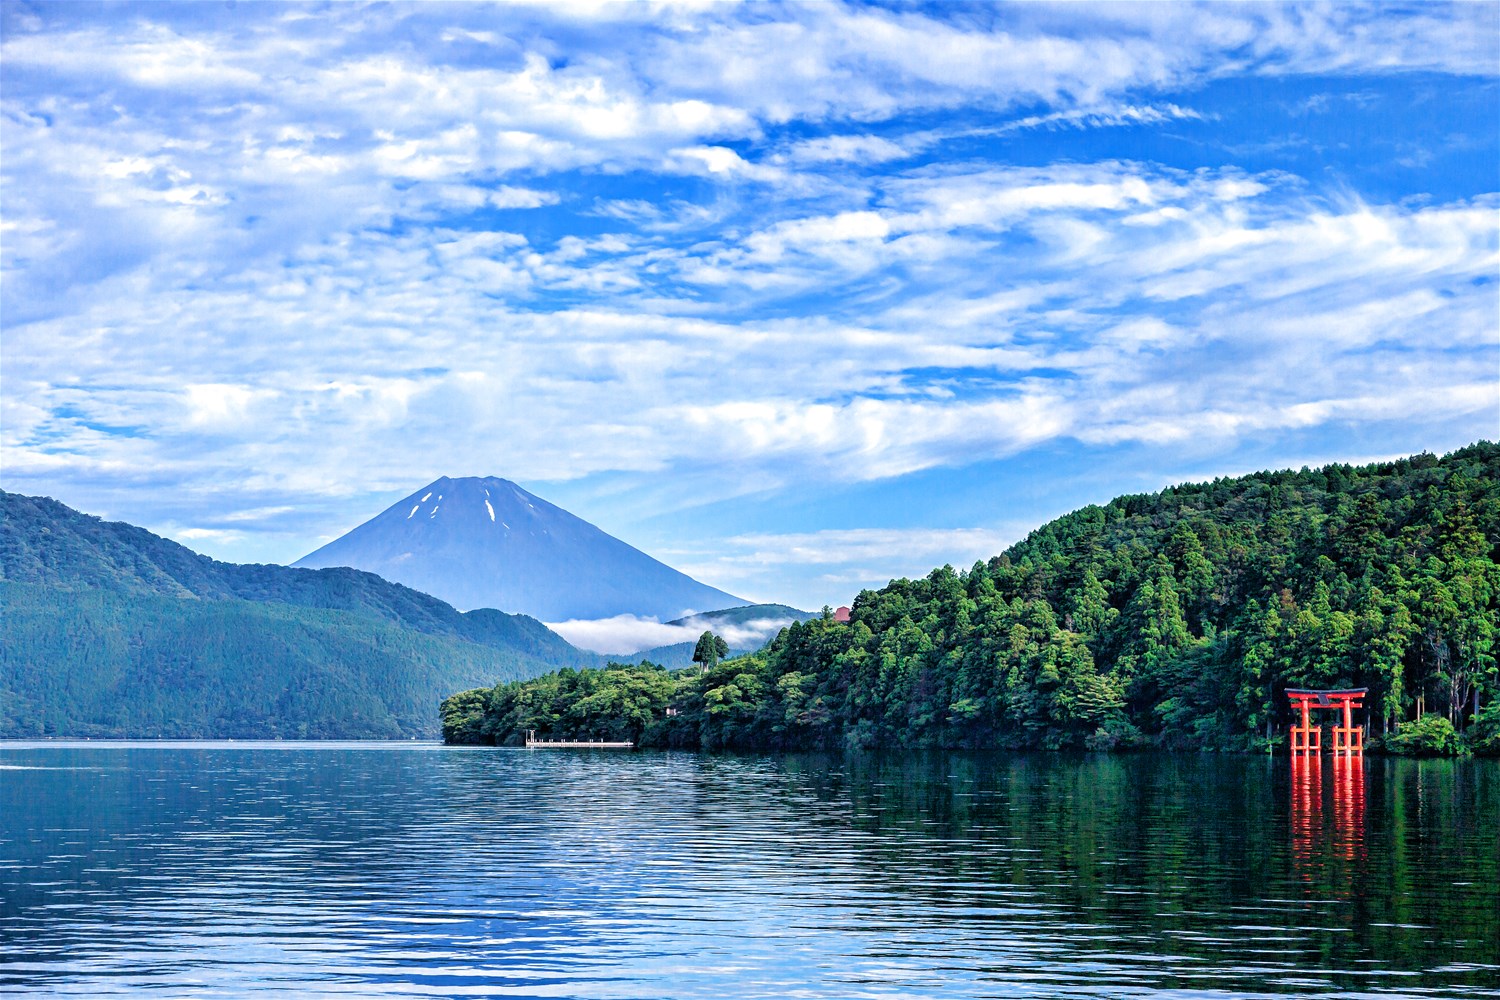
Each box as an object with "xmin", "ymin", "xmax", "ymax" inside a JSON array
[{"xmin": 524, "ymin": 730, "xmax": 633, "ymax": 749}]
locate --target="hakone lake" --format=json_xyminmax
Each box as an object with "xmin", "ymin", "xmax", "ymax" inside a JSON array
[{"xmin": 1, "ymin": 744, "xmax": 1496, "ymax": 998}]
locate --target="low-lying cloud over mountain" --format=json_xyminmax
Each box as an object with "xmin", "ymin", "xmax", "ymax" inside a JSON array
[{"xmin": 548, "ymin": 605, "xmax": 814, "ymax": 657}]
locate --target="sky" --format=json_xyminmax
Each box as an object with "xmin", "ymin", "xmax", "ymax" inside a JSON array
[{"xmin": 3, "ymin": 1, "xmax": 1498, "ymax": 624}]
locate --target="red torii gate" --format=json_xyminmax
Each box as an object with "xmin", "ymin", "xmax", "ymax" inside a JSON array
[{"xmin": 1286, "ymin": 688, "xmax": 1366, "ymax": 755}]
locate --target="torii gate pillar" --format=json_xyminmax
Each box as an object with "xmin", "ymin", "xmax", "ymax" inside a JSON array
[{"xmin": 1287, "ymin": 688, "xmax": 1366, "ymax": 756}]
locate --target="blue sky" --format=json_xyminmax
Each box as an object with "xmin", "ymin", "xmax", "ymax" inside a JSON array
[{"xmin": 3, "ymin": 1, "xmax": 1497, "ymax": 619}]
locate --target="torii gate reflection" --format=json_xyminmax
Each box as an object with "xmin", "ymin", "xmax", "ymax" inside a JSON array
[{"xmin": 1287, "ymin": 689, "xmax": 1367, "ymax": 879}]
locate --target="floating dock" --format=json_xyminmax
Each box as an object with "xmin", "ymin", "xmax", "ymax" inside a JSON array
[{"xmin": 524, "ymin": 731, "xmax": 633, "ymax": 749}]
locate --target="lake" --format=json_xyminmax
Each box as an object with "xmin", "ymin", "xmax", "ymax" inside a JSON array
[{"xmin": 1, "ymin": 743, "xmax": 1496, "ymax": 998}]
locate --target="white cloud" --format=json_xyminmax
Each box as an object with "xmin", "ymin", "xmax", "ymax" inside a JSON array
[
  {"xmin": 546, "ymin": 614, "xmax": 694, "ymax": 654},
  {"xmin": 723, "ymin": 527, "xmax": 1022, "ymax": 569},
  {"xmin": 782, "ymin": 134, "xmax": 911, "ymax": 165},
  {"xmin": 7, "ymin": 158, "xmax": 1492, "ymax": 503},
  {"xmin": 545, "ymin": 612, "xmax": 798, "ymax": 655},
  {"xmin": 663, "ymin": 145, "xmax": 788, "ymax": 184},
  {"xmin": 633, "ymin": 2, "xmax": 1496, "ymax": 126},
  {"xmin": 673, "ymin": 391, "xmax": 1074, "ymax": 481},
  {"xmin": 181, "ymin": 384, "xmax": 281, "ymax": 430},
  {"xmin": 996, "ymin": 102, "xmax": 1207, "ymax": 134},
  {"xmin": 663, "ymin": 526, "xmax": 1037, "ymax": 610},
  {"xmin": 172, "ymin": 526, "xmax": 245, "ymax": 545}
]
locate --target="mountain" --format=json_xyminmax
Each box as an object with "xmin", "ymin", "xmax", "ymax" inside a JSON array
[
  {"xmin": 294, "ymin": 476, "xmax": 746, "ymax": 622},
  {"xmin": 620, "ymin": 603, "xmax": 816, "ymax": 669},
  {"xmin": 0, "ymin": 491, "xmax": 597, "ymax": 739}
]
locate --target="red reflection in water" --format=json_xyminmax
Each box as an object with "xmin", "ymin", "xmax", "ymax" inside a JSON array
[
  {"xmin": 1330, "ymin": 754, "xmax": 1366, "ymax": 864},
  {"xmin": 1289, "ymin": 752, "xmax": 1367, "ymax": 888},
  {"xmin": 1290, "ymin": 753, "xmax": 1323, "ymax": 874}
]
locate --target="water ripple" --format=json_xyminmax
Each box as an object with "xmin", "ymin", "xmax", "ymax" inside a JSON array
[{"xmin": 1, "ymin": 744, "xmax": 1496, "ymax": 998}]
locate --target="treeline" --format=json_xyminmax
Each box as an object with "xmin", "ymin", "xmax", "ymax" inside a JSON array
[{"xmin": 444, "ymin": 442, "xmax": 1500, "ymax": 755}]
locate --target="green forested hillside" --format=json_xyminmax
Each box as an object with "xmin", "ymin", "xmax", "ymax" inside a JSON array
[
  {"xmin": 0, "ymin": 491, "xmax": 597, "ymax": 738},
  {"xmin": 445, "ymin": 443, "xmax": 1500, "ymax": 755},
  {"xmin": 0, "ymin": 492, "xmax": 589, "ymax": 664},
  {"xmin": 0, "ymin": 583, "xmax": 550, "ymax": 738}
]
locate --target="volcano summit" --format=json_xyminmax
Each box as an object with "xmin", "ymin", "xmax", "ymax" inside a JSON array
[{"xmin": 293, "ymin": 477, "xmax": 745, "ymax": 622}]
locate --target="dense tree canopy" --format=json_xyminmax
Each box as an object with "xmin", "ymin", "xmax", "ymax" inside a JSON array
[{"xmin": 446, "ymin": 443, "xmax": 1500, "ymax": 756}]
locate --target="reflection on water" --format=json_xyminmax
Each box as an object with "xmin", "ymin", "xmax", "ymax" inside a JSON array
[
  {"xmin": 1289, "ymin": 755, "xmax": 1368, "ymax": 896},
  {"xmin": 1331, "ymin": 756, "xmax": 1367, "ymax": 866},
  {"xmin": 1, "ymin": 743, "xmax": 1496, "ymax": 999},
  {"xmin": 1290, "ymin": 752, "xmax": 1324, "ymax": 873}
]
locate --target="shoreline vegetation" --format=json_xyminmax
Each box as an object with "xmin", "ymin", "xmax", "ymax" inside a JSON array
[{"xmin": 443, "ymin": 442, "xmax": 1499, "ymax": 757}]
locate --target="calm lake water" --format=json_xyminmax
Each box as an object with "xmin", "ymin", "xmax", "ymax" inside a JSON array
[{"xmin": 1, "ymin": 744, "xmax": 1496, "ymax": 999}]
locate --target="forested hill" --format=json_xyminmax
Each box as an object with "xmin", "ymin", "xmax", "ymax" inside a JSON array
[
  {"xmin": 0, "ymin": 492, "xmax": 589, "ymax": 663},
  {"xmin": 444, "ymin": 442, "xmax": 1500, "ymax": 755},
  {"xmin": 0, "ymin": 491, "xmax": 598, "ymax": 739}
]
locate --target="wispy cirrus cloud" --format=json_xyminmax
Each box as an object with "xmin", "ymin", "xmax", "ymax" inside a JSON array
[
  {"xmin": 662, "ymin": 526, "xmax": 1033, "ymax": 608},
  {"xmin": 6, "ymin": 161, "xmax": 1492, "ymax": 491}
]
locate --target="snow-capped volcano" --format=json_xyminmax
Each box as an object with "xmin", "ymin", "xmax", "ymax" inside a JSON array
[{"xmin": 293, "ymin": 476, "xmax": 746, "ymax": 622}]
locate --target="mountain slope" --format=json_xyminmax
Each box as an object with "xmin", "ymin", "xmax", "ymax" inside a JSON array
[
  {"xmin": 0, "ymin": 491, "xmax": 598, "ymax": 738},
  {"xmin": 294, "ymin": 476, "xmax": 746, "ymax": 621},
  {"xmin": 0, "ymin": 491, "xmax": 590, "ymax": 664},
  {"xmin": 0, "ymin": 582, "xmax": 539, "ymax": 739}
]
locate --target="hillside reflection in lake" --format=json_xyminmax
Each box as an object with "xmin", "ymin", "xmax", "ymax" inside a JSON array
[{"xmin": 1, "ymin": 744, "xmax": 1496, "ymax": 998}]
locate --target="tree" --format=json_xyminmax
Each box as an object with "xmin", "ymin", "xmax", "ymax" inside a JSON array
[
  {"xmin": 693, "ymin": 630, "xmax": 729, "ymax": 674},
  {"xmin": 439, "ymin": 688, "xmax": 489, "ymax": 744}
]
